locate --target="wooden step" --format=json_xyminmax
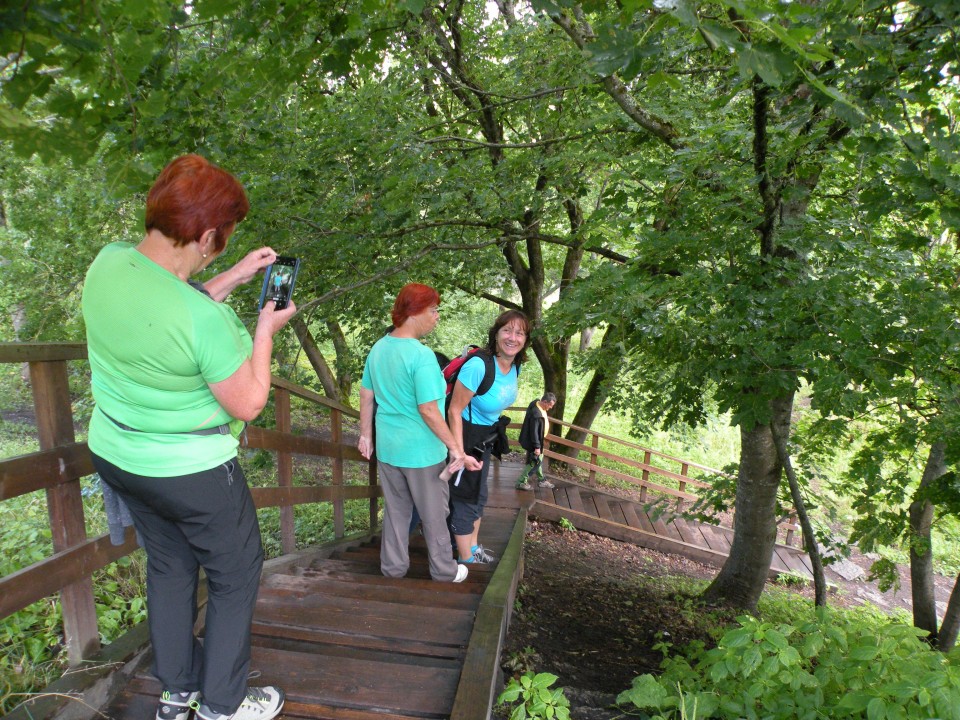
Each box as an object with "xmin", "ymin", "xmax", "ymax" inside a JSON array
[{"xmin": 262, "ymin": 573, "xmax": 479, "ymax": 610}]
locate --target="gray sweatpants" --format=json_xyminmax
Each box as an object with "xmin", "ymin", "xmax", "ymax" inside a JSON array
[
  {"xmin": 378, "ymin": 460, "xmax": 459, "ymax": 581},
  {"xmin": 92, "ymin": 454, "xmax": 263, "ymax": 715}
]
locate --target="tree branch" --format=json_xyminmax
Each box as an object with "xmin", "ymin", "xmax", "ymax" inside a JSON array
[
  {"xmin": 551, "ymin": 9, "xmax": 679, "ymax": 148},
  {"xmin": 422, "ymin": 127, "xmax": 630, "ymax": 150}
]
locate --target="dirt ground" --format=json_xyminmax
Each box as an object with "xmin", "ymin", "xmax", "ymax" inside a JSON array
[{"xmin": 496, "ymin": 503, "xmax": 958, "ymax": 719}]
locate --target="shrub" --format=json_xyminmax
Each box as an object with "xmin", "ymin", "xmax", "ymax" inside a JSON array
[
  {"xmin": 618, "ymin": 607, "xmax": 960, "ymax": 719},
  {"xmin": 497, "ymin": 672, "xmax": 571, "ymax": 720}
]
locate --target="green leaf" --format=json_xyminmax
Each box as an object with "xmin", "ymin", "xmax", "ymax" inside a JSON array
[
  {"xmin": 617, "ymin": 675, "xmax": 669, "ymax": 709},
  {"xmin": 532, "ymin": 673, "xmax": 559, "ymax": 689}
]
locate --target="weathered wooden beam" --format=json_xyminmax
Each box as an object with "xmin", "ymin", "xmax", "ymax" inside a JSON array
[
  {"xmin": 31, "ymin": 359, "xmax": 100, "ymax": 664},
  {"xmin": 450, "ymin": 509, "xmax": 527, "ymax": 720},
  {"xmin": 0, "ymin": 342, "xmax": 87, "ymax": 363},
  {"xmin": 0, "ymin": 529, "xmax": 139, "ymax": 620},
  {"xmin": 0, "ymin": 442, "xmax": 94, "ymax": 500}
]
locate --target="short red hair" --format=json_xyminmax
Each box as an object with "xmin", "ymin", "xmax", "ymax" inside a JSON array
[
  {"xmin": 145, "ymin": 154, "xmax": 250, "ymax": 252},
  {"xmin": 392, "ymin": 283, "xmax": 440, "ymax": 328}
]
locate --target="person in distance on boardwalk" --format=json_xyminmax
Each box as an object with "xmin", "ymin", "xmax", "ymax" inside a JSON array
[
  {"xmin": 447, "ymin": 309, "xmax": 531, "ymax": 565},
  {"xmin": 82, "ymin": 155, "xmax": 291, "ymax": 720},
  {"xmin": 517, "ymin": 392, "xmax": 558, "ymax": 491},
  {"xmin": 358, "ymin": 283, "xmax": 480, "ymax": 583}
]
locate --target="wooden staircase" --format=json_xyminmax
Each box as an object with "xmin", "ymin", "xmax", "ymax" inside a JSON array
[
  {"xmin": 94, "ymin": 507, "xmax": 524, "ymax": 720},
  {"xmin": 525, "ymin": 475, "xmax": 814, "ymax": 580}
]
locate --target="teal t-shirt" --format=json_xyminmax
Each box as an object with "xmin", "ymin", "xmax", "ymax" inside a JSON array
[
  {"xmin": 360, "ymin": 335, "xmax": 447, "ymax": 468},
  {"xmin": 82, "ymin": 242, "xmax": 252, "ymax": 476},
  {"xmin": 458, "ymin": 355, "xmax": 518, "ymax": 426}
]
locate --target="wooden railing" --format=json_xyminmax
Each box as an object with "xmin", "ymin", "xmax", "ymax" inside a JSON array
[
  {"xmin": 503, "ymin": 409, "xmax": 801, "ymax": 546},
  {"xmin": 0, "ymin": 342, "xmax": 379, "ymax": 668}
]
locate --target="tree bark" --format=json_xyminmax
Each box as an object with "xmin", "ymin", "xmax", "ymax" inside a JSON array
[
  {"xmin": 701, "ymin": 393, "xmax": 794, "ymax": 613},
  {"xmin": 326, "ymin": 319, "xmax": 353, "ymax": 399},
  {"xmin": 910, "ymin": 441, "xmax": 946, "ymax": 641},
  {"xmin": 938, "ymin": 572, "xmax": 960, "ymax": 651},
  {"xmin": 558, "ymin": 325, "xmax": 618, "ymax": 457},
  {"xmin": 770, "ymin": 418, "xmax": 827, "ymax": 607}
]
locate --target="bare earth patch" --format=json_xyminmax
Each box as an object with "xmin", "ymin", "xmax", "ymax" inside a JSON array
[{"xmin": 497, "ymin": 512, "xmax": 956, "ymax": 719}]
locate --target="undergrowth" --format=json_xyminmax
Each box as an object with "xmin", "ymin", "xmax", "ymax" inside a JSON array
[{"xmin": 618, "ymin": 606, "xmax": 960, "ymax": 719}]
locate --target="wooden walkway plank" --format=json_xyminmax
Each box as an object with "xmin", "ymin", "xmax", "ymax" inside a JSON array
[
  {"xmin": 261, "ymin": 574, "xmax": 479, "ymax": 610},
  {"xmin": 618, "ymin": 502, "xmax": 644, "ymax": 530},
  {"xmin": 592, "ymin": 495, "xmax": 615, "ymax": 522},
  {"xmin": 550, "ymin": 486, "xmax": 571, "ymax": 509},
  {"xmin": 254, "ymin": 592, "xmax": 476, "ymax": 645},
  {"xmin": 672, "ymin": 518, "xmax": 702, "ymax": 546},
  {"xmin": 565, "ymin": 485, "xmax": 586, "ymax": 514},
  {"xmin": 607, "ymin": 501, "xmax": 630, "ymax": 527}
]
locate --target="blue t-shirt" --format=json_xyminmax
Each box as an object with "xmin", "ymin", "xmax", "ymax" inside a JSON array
[
  {"xmin": 458, "ymin": 355, "xmax": 518, "ymax": 426},
  {"xmin": 360, "ymin": 335, "xmax": 447, "ymax": 467}
]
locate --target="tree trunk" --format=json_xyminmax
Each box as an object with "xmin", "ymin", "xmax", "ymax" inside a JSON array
[
  {"xmin": 326, "ymin": 320, "xmax": 353, "ymax": 399},
  {"xmin": 701, "ymin": 393, "xmax": 794, "ymax": 613},
  {"xmin": 579, "ymin": 327, "xmax": 595, "ymax": 351},
  {"xmin": 770, "ymin": 418, "xmax": 827, "ymax": 607},
  {"xmin": 291, "ymin": 316, "xmax": 345, "ymax": 405},
  {"xmin": 558, "ymin": 325, "xmax": 618, "ymax": 458},
  {"xmin": 910, "ymin": 441, "xmax": 946, "ymax": 642},
  {"xmin": 938, "ymin": 572, "xmax": 960, "ymax": 651}
]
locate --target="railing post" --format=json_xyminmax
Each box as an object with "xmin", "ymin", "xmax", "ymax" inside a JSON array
[
  {"xmin": 640, "ymin": 451, "xmax": 651, "ymax": 503},
  {"xmin": 679, "ymin": 462, "xmax": 688, "ymax": 494},
  {"xmin": 30, "ymin": 359, "xmax": 100, "ymax": 665},
  {"xmin": 331, "ymin": 408, "xmax": 344, "ymax": 538},
  {"xmin": 587, "ymin": 433, "xmax": 599, "ymax": 487},
  {"xmin": 785, "ymin": 512, "xmax": 798, "ymax": 547},
  {"xmin": 275, "ymin": 387, "xmax": 295, "ymax": 555}
]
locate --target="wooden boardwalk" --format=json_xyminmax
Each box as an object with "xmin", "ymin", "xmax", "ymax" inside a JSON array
[{"xmin": 15, "ymin": 459, "xmax": 811, "ymax": 720}]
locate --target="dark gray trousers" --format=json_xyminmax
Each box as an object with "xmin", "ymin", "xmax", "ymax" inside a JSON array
[{"xmin": 92, "ymin": 454, "xmax": 264, "ymax": 715}]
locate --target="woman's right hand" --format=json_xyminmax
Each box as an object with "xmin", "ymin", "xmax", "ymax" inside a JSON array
[
  {"xmin": 358, "ymin": 435, "xmax": 373, "ymax": 460},
  {"xmin": 255, "ymin": 300, "xmax": 297, "ymax": 339},
  {"xmin": 447, "ymin": 450, "xmax": 482, "ymax": 473}
]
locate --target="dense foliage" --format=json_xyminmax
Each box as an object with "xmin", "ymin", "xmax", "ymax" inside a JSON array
[{"xmin": 619, "ymin": 609, "xmax": 960, "ymax": 719}]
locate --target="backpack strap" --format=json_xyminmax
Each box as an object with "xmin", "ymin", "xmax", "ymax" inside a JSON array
[{"xmin": 475, "ymin": 351, "xmax": 496, "ymax": 398}]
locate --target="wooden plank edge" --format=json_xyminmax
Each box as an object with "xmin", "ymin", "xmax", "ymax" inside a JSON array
[
  {"xmin": 449, "ymin": 509, "xmax": 527, "ymax": 720},
  {"xmin": 261, "ymin": 529, "xmax": 380, "ymax": 576}
]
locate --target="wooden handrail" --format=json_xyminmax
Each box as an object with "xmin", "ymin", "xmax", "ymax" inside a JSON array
[
  {"xmin": 0, "ymin": 342, "xmax": 87, "ymax": 362},
  {"xmin": 548, "ymin": 415, "xmax": 733, "ymax": 477},
  {"xmin": 504, "ymin": 410, "xmax": 800, "ymax": 540},
  {"xmin": 270, "ymin": 374, "xmax": 359, "ymax": 418},
  {"xmin": 1, "ymin": 342, "xmax": 378, "ymax": 670},
  {"xmin": 504, "ymin": 406, "xmax": 732, "ymax": 478}
]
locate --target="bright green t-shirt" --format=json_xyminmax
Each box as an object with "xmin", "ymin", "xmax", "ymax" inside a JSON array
[
  {"xmin": 360, "ymin": 335, "xmax": 446, "ymax": 468},
  {"xmin": 82, "ymin": 242, "xmax": 252, "ymax": 476}
]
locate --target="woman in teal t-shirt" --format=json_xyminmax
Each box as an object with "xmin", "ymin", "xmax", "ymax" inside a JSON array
[
  {"xmin": 358, "ymin": 283, "xmax": 479, "ymax": 584},
  {"xmin": 447, "ymin": 309, "xmax": 531, "ymax": 566},
  {"xmin": 82, "ymin": 155, "xmax": 293, "ymax": 720}
]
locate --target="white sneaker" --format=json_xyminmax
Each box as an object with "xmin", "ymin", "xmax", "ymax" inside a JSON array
[
  {"xmin": 192, "ymin": 687, "xmax": 285, "ymax": 720},
  {"xmin": 157, "ymin": 690, "xmax": 200, "ymax": 720},
  {"xmin": 453, "ymin": 564, "xmax": 469, "ymax": 583}
]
